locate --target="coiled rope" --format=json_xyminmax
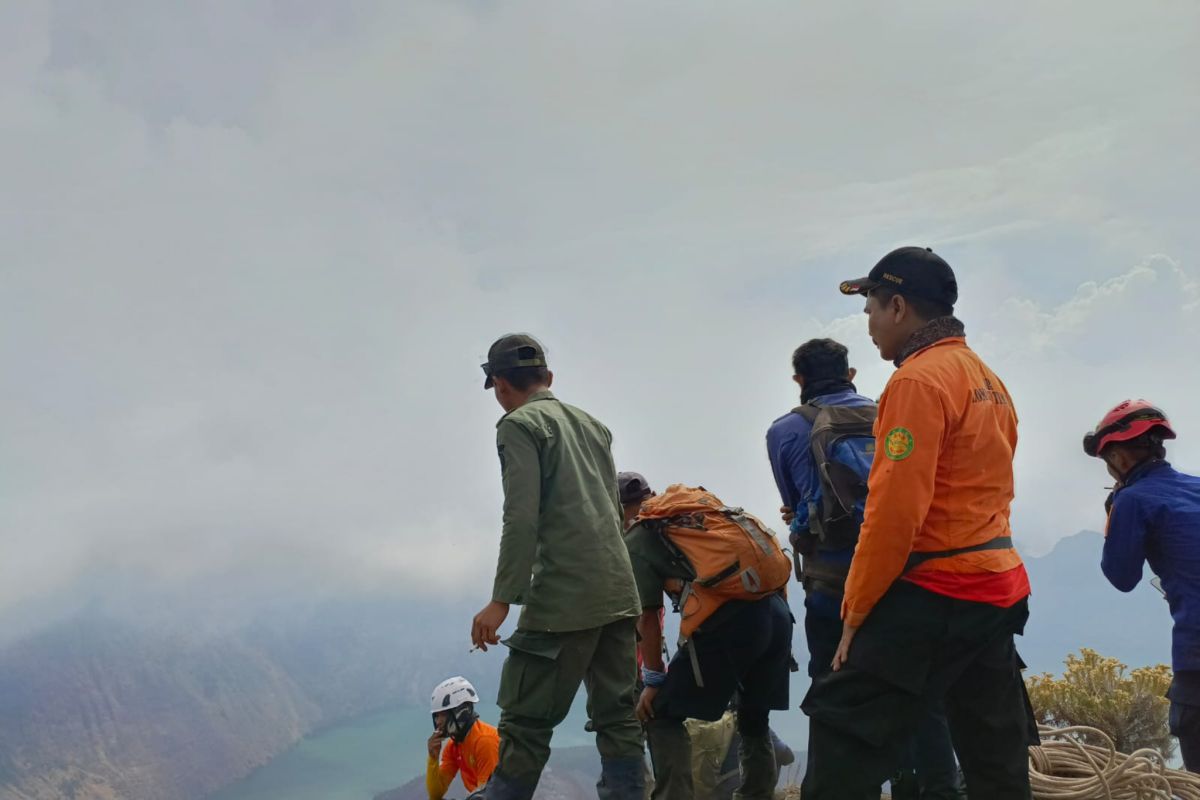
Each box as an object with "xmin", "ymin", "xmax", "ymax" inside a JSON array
[{"xmin": 1030, "ymin": 724, "xmax": 1200, "ymax": 799}]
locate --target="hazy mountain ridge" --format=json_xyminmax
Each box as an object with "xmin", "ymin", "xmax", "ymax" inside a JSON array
[
  {"xmin": 1019, "ymin": 530, "xmax": 1170, "ymax": 675},
  {"xmin": 0, "ymin": 599, "xmax": 491, "ymax": 800},
  {"xmin": 0, "ymin": 619, "xmax": 319, "ymax": 800}
]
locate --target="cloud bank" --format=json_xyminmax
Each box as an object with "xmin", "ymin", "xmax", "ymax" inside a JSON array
[{"xmin": 2, "ymin": 1, "xmax": 1198, "ymax": 622}]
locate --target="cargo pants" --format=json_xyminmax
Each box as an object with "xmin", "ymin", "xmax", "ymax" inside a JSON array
[
  {"xmin": 495, "ymin": 616, "xmax": 643, "ymax": 789},
  {"xmin": 800, "ymin": 582, "xmax": 1037, "ymax": 799}
]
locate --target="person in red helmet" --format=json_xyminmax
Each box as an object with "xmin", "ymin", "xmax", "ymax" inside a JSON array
[{"xmin": 1084, "ymin": 400, "xmax": 1200, "ymax": 770}]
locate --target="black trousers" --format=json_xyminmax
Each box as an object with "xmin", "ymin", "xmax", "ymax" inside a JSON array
[
  {"xmin": 807, "ymin": 590, "xmax": 960, "ymax": 799},
  {"xmin": 648, "ymin": 594, "xmax": 794, "ymax": 800},
  {"xmin": 654, "ymin": 593, "xmax": 794, "ymax": 723},
  {"xmin": 1171, "ymin": 703, "xmax": 1200, "ymax": 772},
  {"xmin": 800, "ymin": 581, "xmax": 1037, "ymax": 800},
  {"xmin": 1169, "ymin": 672, "xmax": 1200, "ymax": 772}
]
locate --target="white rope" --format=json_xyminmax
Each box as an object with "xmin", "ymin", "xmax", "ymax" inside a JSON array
[{"xmin": 1030, "ymin": 724, "xmax": 1200, "ymax": 800}]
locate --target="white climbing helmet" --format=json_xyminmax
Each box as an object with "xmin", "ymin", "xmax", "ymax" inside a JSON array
[{"xmin": 430, "ymin": 676, "xmax": 480, "ymax": 715}]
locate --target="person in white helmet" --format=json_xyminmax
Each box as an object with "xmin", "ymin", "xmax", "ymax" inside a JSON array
[{"xmin": 427, "ymin": 677, "xmax": 499, "ymax": 800}]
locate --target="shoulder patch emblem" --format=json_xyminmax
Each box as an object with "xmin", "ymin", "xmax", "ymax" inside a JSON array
[{"xmin": 884, "ymin": 427, "xmax": 915, "ymax": 461}]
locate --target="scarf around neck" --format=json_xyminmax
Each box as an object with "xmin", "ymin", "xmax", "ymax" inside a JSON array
[
  {"xmin": 895, "ymin": 316, "xmax": 966, "ymax": 367},
  {"xmin": 800, "ymin": 377, "xmax": 858, "ymax": 405}
]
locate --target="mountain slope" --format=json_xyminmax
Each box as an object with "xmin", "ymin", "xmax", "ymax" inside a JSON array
[
  {"xmin": 0, "ymin": 620, "xmax": 319, "ymax": 800},
  {"xmin": 0, "ymin": 599, "xmax": 490, "ymax": 800},
  {"xmin": 1020, "ymin": 530, "xmax": 1171, "ymax": 674}
]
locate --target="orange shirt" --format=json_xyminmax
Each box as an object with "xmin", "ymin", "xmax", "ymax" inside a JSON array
[
  {"xmin": 426, "ymin": 719, "xmax": 499, "ymax": 800},
  {"xmin": 842, "ymin": 337, "xmax": 1028, "ymax": 628}
]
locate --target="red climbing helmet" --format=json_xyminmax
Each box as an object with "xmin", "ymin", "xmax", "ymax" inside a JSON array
[{"xmin": 1082, "ymin": 399, "xmax": 1176, "ymax": 458}]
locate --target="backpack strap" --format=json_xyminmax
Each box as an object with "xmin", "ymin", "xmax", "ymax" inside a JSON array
[
  {"xmin": 791, "ymin": 401, "xmax": 822, "ymax": 424},
  {"xmin": 647, "ymin": 519, "xmax": 696, "ymax": 576},
  {"xmin": 680, "ymin": 637, "xmax": 705, "ymax": 688},
  {"xmin": 642, "ymin": 518, "xmax": 696, "ymax": 615},
  {"xmin": 903, "ymin": 536, "xmax": 1014, "ymax": 572},
  {"xmin": 788, "ymin": 403, "xmax": 825, "ymax": 542}
]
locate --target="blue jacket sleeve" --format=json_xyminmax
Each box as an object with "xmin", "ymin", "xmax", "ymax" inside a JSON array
[
  {"xmin": 766, "ymin": 419, "xmax": 812, "ymax": 526},
  {"xmin": 1101, "ymin": 490, "xmax": 1148, "ymax": 593}
]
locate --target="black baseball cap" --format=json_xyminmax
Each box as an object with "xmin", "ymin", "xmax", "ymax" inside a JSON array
[
  {"xmin": 617, "ymin": 472, "xmax": 653, "ymax": 505},
  {"xmin": 481, "ymin": 334, "xmax": 548, "ymax": 389},
  {"xmin": 838, "ymin": 246, "xmax": 958, "ymax": 307}
]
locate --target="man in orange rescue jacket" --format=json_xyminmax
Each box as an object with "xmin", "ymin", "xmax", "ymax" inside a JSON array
[
  {"xmin": 426, "ymin": 677, "xmax": 499, "ymax": 800},
  {"xmin": 800, "ymin": 247, "xmax": 1037, "ymax": 799}
]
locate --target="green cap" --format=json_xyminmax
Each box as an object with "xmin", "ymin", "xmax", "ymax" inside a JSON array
[{"xmin": 481, "ymin": 334, "xmax": 548, "ymax": 389}]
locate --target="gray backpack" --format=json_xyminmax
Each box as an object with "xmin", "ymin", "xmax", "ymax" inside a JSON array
[{"xmin": 790, "ymin": 400, "xmax": 878, "ymax": 588}]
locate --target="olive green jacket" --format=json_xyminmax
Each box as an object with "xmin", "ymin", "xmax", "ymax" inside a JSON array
[{"xmin": 492, "ymin": 390, "xmax": 641, "ymax": 632}]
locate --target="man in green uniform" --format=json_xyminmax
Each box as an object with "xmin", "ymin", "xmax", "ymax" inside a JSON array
[{"xmin": 471, "ymin": 334, "xmax": 645, "ymax": 800}]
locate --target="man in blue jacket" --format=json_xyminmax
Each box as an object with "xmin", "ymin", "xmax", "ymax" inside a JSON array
[
  {"xmin": 1084, "ymin": 399, "xmax": 1200, "ymax": 770},
  {"xmin": 767, "ymin": 338, "xmax": 874, "ymax": 676},
  {"xmin": 767, "ymin": 338, "xmax": 959, "ymax": 798}
]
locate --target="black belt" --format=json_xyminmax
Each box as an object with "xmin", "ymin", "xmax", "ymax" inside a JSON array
[{"xmin": 904, "ymin": 536, "xmax": 1014, "ymax": 572}]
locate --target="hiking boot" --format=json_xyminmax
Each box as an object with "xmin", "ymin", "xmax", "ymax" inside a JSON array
[
  {"xmin": 732, "ymin": 732, "xmax": 777, "ymax": 800},
  {"xmin": 597, "ymin": 756, "xmax": 647, "ymax": 800}
]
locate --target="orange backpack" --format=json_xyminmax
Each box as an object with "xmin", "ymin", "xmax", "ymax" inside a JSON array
[{"xmin": 636, "ymin": 485, "xmax": 791, "ymax": 640}]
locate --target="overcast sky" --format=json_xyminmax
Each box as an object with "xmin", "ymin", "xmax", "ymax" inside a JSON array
[{"xmin": 2, "ymin": 1, "xmax": 1198, "ymax": 625}]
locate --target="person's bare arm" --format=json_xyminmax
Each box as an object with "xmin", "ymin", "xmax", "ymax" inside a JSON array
[
  {"xmin": 637, "ymin": 608, "xmax": 665, "ymax": 671},
  {"xmin": 635, "ymin": 608, "xmax": 666, "ymax": 721}
]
